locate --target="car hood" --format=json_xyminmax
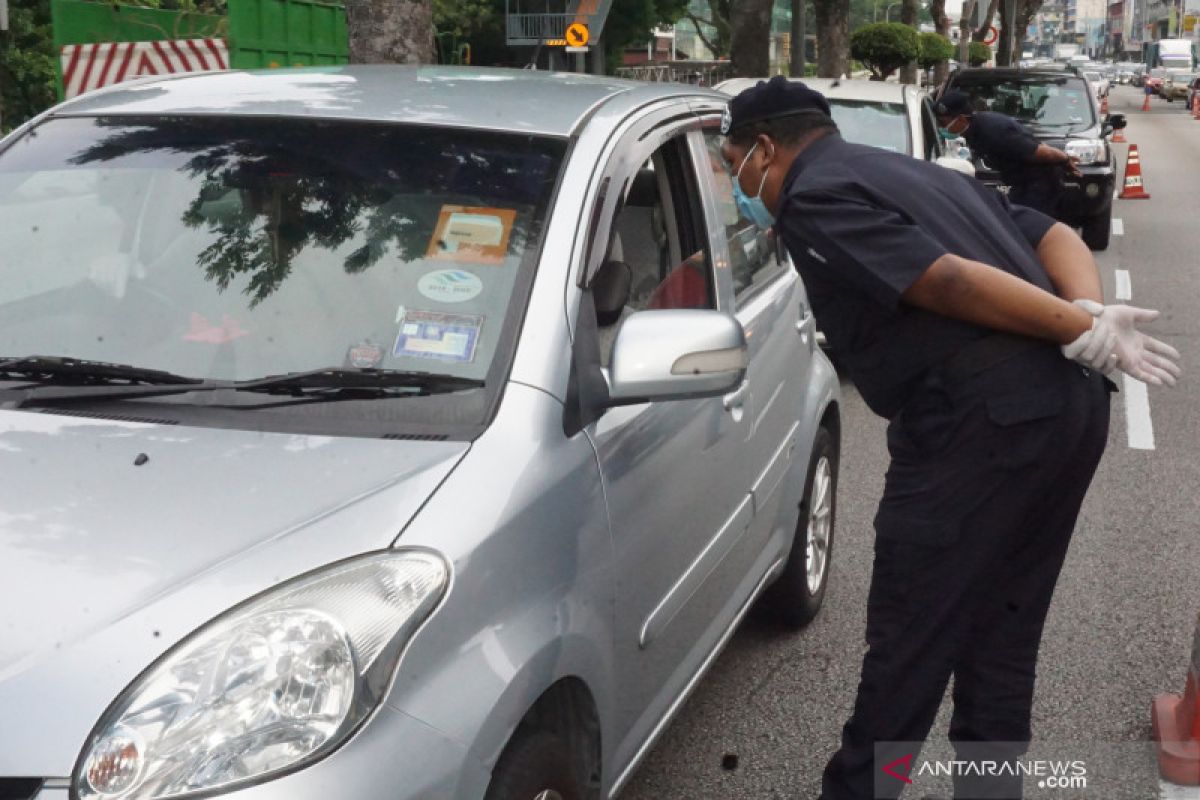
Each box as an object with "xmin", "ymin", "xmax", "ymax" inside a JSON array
[{"xmin": 0, "ymin": 408, "xmax": 468, "ymax": 776}]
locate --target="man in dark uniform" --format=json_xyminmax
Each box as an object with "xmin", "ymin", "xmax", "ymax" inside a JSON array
[
  {"xmin": 934, "ymin": 89, "xmax": 1079, "ymax": 218},
  {"xmin": 720, "ymin": 76, "xmax": 1180, "ymax": 799}
]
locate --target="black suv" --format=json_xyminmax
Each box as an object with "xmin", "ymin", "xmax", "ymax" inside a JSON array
[{"xmin": 940, "ymin": 68, "xmax": 1127, "ymax": 250}]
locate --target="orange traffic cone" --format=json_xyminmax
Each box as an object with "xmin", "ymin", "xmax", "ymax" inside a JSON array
[
  {"xmin": 1192, "ymin": 95, "xmax": 1200, "ymax": 121},
  {"xmin": 1119, "ymin": 144, "xmax": 1150, "ymax": 199},
  {"xmin": 1113, "ymin": 125, "xmax": 1127, "ymax": 143},
  {"xmin": 1152, "ymin": 616, "xmax": 1200, "ymax": 785},
  {"xmin": 1142, "ymin": 90, "xmax": 1153, "ymax": 112}
]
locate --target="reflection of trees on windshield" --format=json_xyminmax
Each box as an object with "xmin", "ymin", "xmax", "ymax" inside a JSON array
[{"xmin": 68, "ymin": 117, "xmax": 558, "ymax": 306}]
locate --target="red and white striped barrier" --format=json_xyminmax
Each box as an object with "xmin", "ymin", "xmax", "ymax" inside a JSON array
[{"xmin": 61, "ymin": 38, "xmax": 228, "ymax": 99}]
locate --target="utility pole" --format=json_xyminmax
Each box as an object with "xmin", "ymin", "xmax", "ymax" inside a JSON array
[
  {"xmin": 0, "ymin": 0, "xmax": 9, "ymax": 31},
  {"xmin": 791, "ymin": 0, "xmax": 807, "ymax": 76}
]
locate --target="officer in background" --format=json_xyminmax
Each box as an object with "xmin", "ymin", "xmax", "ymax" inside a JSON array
[
  {"xmin": 720, "ymin": 76, "xmax": 1180, "ymax": 799},
  {"xmin": 935, "ymin": 89, "xmax": 1079, "ymax": 218}
]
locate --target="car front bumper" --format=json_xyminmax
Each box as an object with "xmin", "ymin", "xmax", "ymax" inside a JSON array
[
  {"xmin": 1059, "ymin": 164, "xmax": 1116, "ymax": 223},
  {"xmin": 27, "ymin": 704, "xmax": 492, "ymax": 800}
]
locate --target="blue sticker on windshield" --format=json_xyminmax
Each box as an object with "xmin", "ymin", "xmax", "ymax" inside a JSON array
[{"xmin": 393, "ymin": 309, "xmax": 483, "ymax": 364}]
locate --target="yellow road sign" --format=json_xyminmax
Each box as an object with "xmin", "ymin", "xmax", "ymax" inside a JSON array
[{"xmin": 565, "ymin": 22, "xmax": 590, "ymax": 47}]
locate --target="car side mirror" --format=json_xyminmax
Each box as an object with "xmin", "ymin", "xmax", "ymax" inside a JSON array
[
  {"xmin": 606, "ymin": 309, "xmax": 747, "ymax": 406},
  {"xmin": 1107, "ymin": 113, "xmax": 1127, "ymax": 130}
]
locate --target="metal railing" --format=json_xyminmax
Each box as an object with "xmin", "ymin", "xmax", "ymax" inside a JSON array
[
  {"xmin": 614, "ymin": 60, "xmax": 735, "ymax": 86},
  {"xmin": 506, "ymin": 13, "xmax": 576, "ymax": 43}
]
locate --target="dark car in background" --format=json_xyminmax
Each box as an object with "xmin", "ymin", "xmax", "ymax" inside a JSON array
[{"xmin": 940, "ymin": 68, "xmax": 1126, "ymax": 250}]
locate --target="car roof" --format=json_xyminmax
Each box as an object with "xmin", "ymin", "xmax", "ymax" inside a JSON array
[
  {"xmin": 951, "ymin": 67, "xmax": 1088, "ymax": 81},
  {"xmin": 716, "ymin": 77, "xmax": 918, "ymax": 103},
  {"xmin": 48, "ymin": 65, "xmax": 723, "ymax": 137}
]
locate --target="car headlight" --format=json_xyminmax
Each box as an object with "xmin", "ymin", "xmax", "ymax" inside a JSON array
[
  {"xmin": 1065, "ymin": 139, "xmax": 1107, "ymax": 165},
  {"xmin": 73, "ymin": 550, "xmax": 449, "ymax": 800}
]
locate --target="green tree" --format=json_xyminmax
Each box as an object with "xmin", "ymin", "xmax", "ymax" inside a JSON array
[
  {"xmin": 0, "ymin": 0, "xmax": 56, "ymax": 133},
  {"xmin": 968, "ymin": 40, "xmax": 990, "ymax": 66},
  {"xmin": 602, "ymin": 0, "xmax": 689, "ymax": 68},
  {"xmin": 849, "ymin": 21, "xmax": 917, "ymax": 80},
  {"xmin": 814, "ymin": 0, "xmax": 848, "ymax": 76},
  {"xmin": 917, "ymin": 30, "xmax": 952, "ymax": 69}
]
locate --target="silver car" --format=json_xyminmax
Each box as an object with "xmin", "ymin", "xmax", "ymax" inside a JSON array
[
  {"xmin": 717, "ymin": 77, "xmax": 976, "ymax": 175},
  {"xmin": 0, "ymin": 66, "xmax": 841, "ymax": 800}
]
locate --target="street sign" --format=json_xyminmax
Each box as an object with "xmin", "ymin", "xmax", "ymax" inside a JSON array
[
  {"xmin": 983, "ymin": 25, "xmax": 999, "ymax": 45},
  {"xmin": 565, "ymin": 45, "xmax": 590, "ymax": 52},
  {"xmin": 565, "ymin": 22, "xmax": 590, "ymax": 48}
]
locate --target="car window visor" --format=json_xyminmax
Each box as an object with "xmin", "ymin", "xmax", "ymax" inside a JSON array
[{"xmin": 0, "ymin": 363, "xmax": 484, "ymax": 409}]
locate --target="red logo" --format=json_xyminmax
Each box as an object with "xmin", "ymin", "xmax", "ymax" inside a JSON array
[{"xmin": 882, "ymin": 754, "xmax": 914, "ymax": 784}]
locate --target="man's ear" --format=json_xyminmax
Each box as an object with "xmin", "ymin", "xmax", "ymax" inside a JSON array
[{"xmin": 757, "ymin": 133, "xmax": 776, "ymax": 163}]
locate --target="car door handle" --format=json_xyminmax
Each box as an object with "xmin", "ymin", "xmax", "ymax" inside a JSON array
[
  {"xmin": 797, "ymin": 312, "xmax": 814, "ymax": 346},
  {"xmin": 722, "ymin": 380, "xmax": 750, "ymax": 411}
]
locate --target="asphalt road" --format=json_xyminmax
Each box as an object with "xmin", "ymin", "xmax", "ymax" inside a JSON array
[{"xmin": 621, "ymin": 84, "xmax": 1200, "ymax": 800}]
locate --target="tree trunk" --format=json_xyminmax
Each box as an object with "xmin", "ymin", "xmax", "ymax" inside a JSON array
[
  {"xmin": 790, "ymin": 0, "xmax": 807, "ymax": 77},
  {"xmin": 899, "ymin": 0, "xmax": 919, "ymax": 83},
  {"xmin": 972, "ymin": 0, "xmax": 999, "ymax": 41},
  {"xmin": 930, "ymin": 0, "xmax": 950, "ymax": 86},
  {"xmin": 813, "ymin": 0, "xmax": 850, "ymax": 77},
  {"xmin": 345, "ymin": 0, "xmax": 435, "ymax": 64},
  {"xmin": 730, "ymin": 0, "xmax": 774, "ymax": 77},
  {"xmin": 1012, "ymin": 0, "xmax": 1041, "ymax": 63}
]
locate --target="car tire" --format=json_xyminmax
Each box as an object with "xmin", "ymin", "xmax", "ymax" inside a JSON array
[
  {"xmin": 760, "ymin": 424, "xmax": 838, "ymax": 629},
  {"xmin": 484, "ymin": 729, "xmax": 583, "ymax": 800},
  {"xmin": 1081, "ymin": 208, "xmax": 1112, "ymax": 251}
]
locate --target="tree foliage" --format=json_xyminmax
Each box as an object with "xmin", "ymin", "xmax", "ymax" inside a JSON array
[
  {"xmin": 968, "ymin": 40, "xmax": 990, "ymax": 66},
  {"xmin": 917, "ymin": 31, "xmax": 952, "ymax": 70},
  {"xmin": 849, "ymin": 21, "xmax": 917, "ymax": 80},
  {"xmin": 0, "ymin": 0, "xmax": 56, "ymax": 133}
]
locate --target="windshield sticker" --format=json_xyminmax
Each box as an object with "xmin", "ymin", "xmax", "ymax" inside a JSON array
[
  {"xmin": 345, "ymin": 342, "xmax": 384, "ymax": 369},
  {"xmin": 394, "ymin": 309, "xmax": 483, "ymax": 364},
  {"xmin": 417, "ymin": 269, "xmax": 484, "ymax": 304},
  {"xmin": 183, "ymin": 312, "xmax": 249, "ymax": 344},
  {"xmin": 426, "ymin": 206, "xmax": 517, "ymax": 264}
]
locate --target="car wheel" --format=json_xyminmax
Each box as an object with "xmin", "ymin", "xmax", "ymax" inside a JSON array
[
  {"xmin": 1081, "ymin": 208, "xmax": 1112, "ymax": 251},
  {"xmin": 760, "ymin": 424, "xmax": 838, "ymax": 629},
  {"xmin": 484, "ymin": 729, "xmax": 583, "ymax": 800}
]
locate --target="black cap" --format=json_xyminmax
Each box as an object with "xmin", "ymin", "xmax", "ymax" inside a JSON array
[
  {"xmin": 935, "ymin": 90, "xmax": 974, "ymax": 118},
  {"xmin": 722, "ymin": 75, "xmax": 832, "ymax": 135}
]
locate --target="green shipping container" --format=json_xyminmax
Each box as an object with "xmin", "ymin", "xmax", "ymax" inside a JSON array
[
  {"xmin": 51, "ymin": 0, "xmax": 225, "ymax": 47},
  {"xmin": 226, "ymin": 0, "xmax": 349, "ymax": 69}
]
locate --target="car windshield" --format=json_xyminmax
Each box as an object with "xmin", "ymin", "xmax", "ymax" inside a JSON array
[
  {"xmin": 0, "ymin": 116, "xmax": 565, "ymax": 431},
  {"xmin": 828, "ymin": 100, "xmax": 911, "ymax": 155},
  {"xmin": 951, "ymin": 75, "xmax": 1096, "ymax": 133}
]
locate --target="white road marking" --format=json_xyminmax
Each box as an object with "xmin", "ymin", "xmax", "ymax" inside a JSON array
[
  {"xmin": 1115, "ymin": 269, "xmax": 1132, "ymax": 300},
  {"xmin": 1160, "ymin": 780, "xmax": 1200, "ymax": 799},
  {"xmin": 1124, "ymin": 374, "xmax": 1156, "ymax": 450},
  {"xmin": 1112, "ymin": 217, "xmax": 1125, "ymax": 236}
]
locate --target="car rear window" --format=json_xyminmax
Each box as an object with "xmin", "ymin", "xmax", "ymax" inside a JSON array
[
  {"xmin": 949, "ymin": 75, "xmax": 1097, "ymax": 133},
  {"xmin": 828, "ymin": 100, "xmax": 911, "ymax": 155}
]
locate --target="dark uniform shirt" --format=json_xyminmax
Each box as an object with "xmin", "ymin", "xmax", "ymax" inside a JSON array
[
  {"xmin": 962, "ymin": 110, "xmax": 1055, "ymax": 188},
  {"xmin": 776, "ymin": 133, "xmax": 1058, "ymax": 419}
]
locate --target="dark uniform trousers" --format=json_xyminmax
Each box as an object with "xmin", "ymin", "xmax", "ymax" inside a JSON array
[
  {"xmin": 1008, "ymin": 179, "xmax": 1063, "ymax": 220},
  {"xmin": 820, "ymin": 343, "xmax": 1112, "ymax": 800}
]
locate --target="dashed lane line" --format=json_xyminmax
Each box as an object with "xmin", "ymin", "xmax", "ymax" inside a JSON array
[
  {"xmin": 1115, "ymin": 269, "xmax": 1132, "ymax": 300},
  {"xmin": 1112, "ymin": 217, "xmax": 1125, "ymax": 236},
  {"xmin": 1112, "ymin": 269, "xmax": 1156, "ymax": 450}
]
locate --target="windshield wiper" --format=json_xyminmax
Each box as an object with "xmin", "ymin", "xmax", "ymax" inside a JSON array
[
  {"xmin": 0, "ymin": 356, "xmax": 203, "ymax": 386},
  {"xmin": 1, "ymin": 366, "xmax": 483, "ymax": 409}
]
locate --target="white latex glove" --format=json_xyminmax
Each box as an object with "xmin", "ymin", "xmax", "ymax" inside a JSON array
[
  {"xmin": 1071, "ymin": 299, "xmax": 1182, "ymax": 387},
  {"xmin": 1061, "ymin": 312, "xmax": 1118, "ymax": 373}
]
